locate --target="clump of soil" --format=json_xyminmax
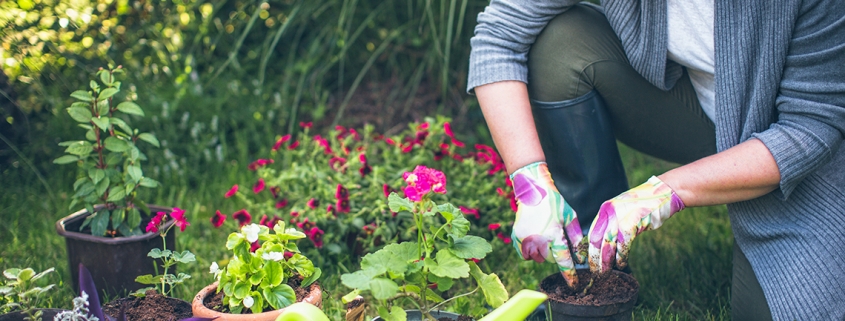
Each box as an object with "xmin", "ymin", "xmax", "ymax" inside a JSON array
[
  {"xmin": 203, "ymin": 276, "xmax": 314, "ymax": 313},
  {"xmin": 102, "ymin": 290, "xmax": 192, "ymax": 321},
  {"xmin": 540, "ymin": 270, "xmax": 638, "ymax": 306}
]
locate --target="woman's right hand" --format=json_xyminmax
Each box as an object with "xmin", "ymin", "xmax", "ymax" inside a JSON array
[{"xmin": 511, "ymin": 162, "xmax": 587, "ymax": 288}]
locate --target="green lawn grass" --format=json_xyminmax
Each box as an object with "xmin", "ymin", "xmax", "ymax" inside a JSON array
[{"xmin": 0, "ymin": 137, "xmax": 732, "ymax": 320}]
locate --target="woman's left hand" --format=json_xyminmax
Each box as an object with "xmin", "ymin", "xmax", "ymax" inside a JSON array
[{"xmin": 587, "ymin": 176, "xmax": 686, "ymax": 273}]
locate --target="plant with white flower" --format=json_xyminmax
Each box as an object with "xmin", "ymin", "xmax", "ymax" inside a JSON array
[
  {"xmin": 53, "ymin": 291, "xmax": 100, "ymax": 321},
  {"xmin": 211, "ymin": 221, "xmax": 321, "ymax": 314}
]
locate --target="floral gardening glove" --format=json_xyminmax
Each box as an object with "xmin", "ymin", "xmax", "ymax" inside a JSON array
[
  {"xmin": 588, "ymin": 176, "xmax": 685, "ymax": 273},
  {"xmin": 511, "ymin": 162, "xmax": 587, "ymax": 288}
]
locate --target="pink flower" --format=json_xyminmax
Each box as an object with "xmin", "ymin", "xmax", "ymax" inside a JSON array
[
  {"xmin": 444, "ymin": 122, "xmax": 465, "ymax": 147},
  {"xmin": 290, "ymin": 211, "xmax": 299, "ymax": 217},
  {"xmin": 211, "ymin": 210, "xmax": 226, "ymax": 228},
  {"xmin": 253, "ymin": 178, "xmax": 265, "ymax": 194},
  {"xmin": 335, "ymin": 184, "xmax": 349, "ymax": 200},
  {"xmin": 314, "ymin": 135, "xmax": 333, "ymax": 154},
  {"xmin": 417, "ymin": 122, "xmax": 429, "ymax": 130},
  {"xmin": 488, "ymin": 223, "xmax": 502, "ymax": 231},
  {"xmin": 272, "ymin": 134, "xmax": 291, "ymax": 151},
  {"xmin": 225, "ymin": 185, "xmax": 238, "ymax": 198},
  {"xmin": 326, "ymin": 205, "xmax": 335, "ymax": 216},
  {"xmin": 385, "ymin": 137, "xmax": 397, "ymax": 146},
  {"xmin": 383, "ymin": 184, "xmax": 392, "ymax": 198},
  {"xmin": 270, "ymin": 186, "xmax": 281, "ymax": 199},
  {"xmin": 469, "ymin": 258, "xmax": 481, "ymax": 264},
  {"xmin": 329, "ymin": 157, "xmax": 347, "ymax": 172},
  {"xmin": 248, "ymin": 159, "xmax": 274, "ymax": 171},
  {"xmin": 359, "ymin": 163, "xmax": 372, "ymax": 177},
  {"xmin": 307, "ymin": 198, "xmax": 319, "ymax": 209},
  {"xmin": 349, "ymin": 128, "xmax": 361, "ymax": 140},
  {"xmin": 497, "ymin": 232, "xmax": 512, "ymax": 244},
  {"xmin": 275, "ymin": 199, "xmax": 288, "ymax": 209},
  {"xmin": 284, "ymin": 251, "xmax": 294, "ymax": 259},
  {"xmin": 299, "ymin": 121, "xmax": 312, "ymax": 129},
  {"xmin": 169, "ymin": 207, "xmax": 189, "ymax": 232},
  {"xmin": 250, "ymin": 241, "xmax": 260, "ymax": 252},
  {"xmin": 287, "ymin": 141, "xmax": 299, "ymax": 150},
  {"xmin": 259, "ymin": 214, "xmax": 270, "ymax": 227},
  {"xmin": 404, "ymin": 185, "xmax": 423, "ymax": 202},
  {"xmin": 232, "ymin": 209, "xmax": 251, "ymax": 227},
  {"xmin": 297, "ymin": 218, "xmax": 314, "ymax": 231},
  {"xmin": 308, "ymin": 227, "xmax": 324, "ymax": 248},
  {"xmin": 460, "ymin": 206, "xmax": 480, "ymax": 220},
  {"xmin": 336, "ymin": 198, "xmax": 350, "ymax": 213},
  {"xmin": 402, "ymin": 166, "xmax": 447, "ymax": 201},
  {"xmin": 145, "ymin": 211, "xmax": 167, "ymax": 233}
]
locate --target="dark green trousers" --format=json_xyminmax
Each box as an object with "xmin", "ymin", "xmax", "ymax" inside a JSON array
[{"xmin": 526, "ymin": 4, "xmax": 771, "ymax": 319}]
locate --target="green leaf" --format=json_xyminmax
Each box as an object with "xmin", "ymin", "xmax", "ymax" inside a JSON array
[
  {"xmin": 116, "ymin": 101, "xmax": 144, "ymax": 116},
  {"xmin": 340, "ymin": 268, "xmax": 382, "ymax": 291},
  {"xmin": 226, "ymin": 233, "xmax": 244, "ymax": 250},
  {"xmin": 74, "ymin": 181, "xmax": 95, "ymax": 198},
  {"xmin": 233, "ymin": 281, "xmax": 250, "ymax": 299},
  {"xmin": 425, "ymin": 249, "xmax": 469, "ymax": 279},
  {"xmin": 95, "ymin": 177, "xmax": 110, "ymax": 198},
  {"xmin": 137, "ymin": 133, "xmax": 160, "ymax": 148},
  {"xmin": 301, "ymin": 267, "xmax": 321, "ymax": 287},
  {"xmin": 173, "ymin": 251, "xmax": 196, "ymax": 264},
  {"xmin": 104, "ymin": 136, "xmax": 130, "ymax": 152},
  {"xmin": 106, "ymin": 153, "xmax": 123, "ymax": 166},
  {"xmin": 445, "ymin": 211, "xmax": 471, "ymax": 238},
  {"xmin": 0, "ymin": 286, "xmax": 13, "ymax": 295},
  {"xmin": 340, "ymin": 289, "xmax": 360, "ymax": 304},
  {"xmin": 54, "ymin": 155, "xmax": 80, "ymax": 164},
  {"xmin": 3, "ymin": 268, "xmax": 21, "ymax": 279},
  {"xmin": 106, "ymin": 186, "xmax": 126, "ymax": 202},
  {"xmin": 148, "ymin": 248, "xmax": 164, "ymax": 258},
  {"xmin": 91, "ymin": 116, "xmax": 110, "ymax": 131},
  {"xmin": 127, "ymin": 208, "xmax": 141, "ymax": 229},
  {"xmin": 71, "ymin": 90, "xmax": 93, "ymax": 102},
  {"xmin": 248, "ymin": 270, "xmax": 265, "ymax": 285},
  {"xmin": 65, "ymin": 141, "xmax": 93, "ymax": 157},
  {"xmin": 134, "ymin": 274, "xmax": 160, "ymax": 285},
  {"xmin": 16, "ymin": 268, "xmax": 34, "ymax": 282},
  {"xmin": 88, "ymin": 168, "xmax": 105, "ymax": 184},
  {"xmin": 67, "ymin": 106, "xmax": 93, "ymax": 123},
  {"xmin": 96, "ymin": 99, "xmax": 109, "ymax": 116},
  {"xmin": 99, "ymin": 87, "xmax": 119, "ymax": 100},
  {"xmin": 469, "ymin": 262, "xmax": 509, "ymax": 308},
  {"xmin": 263, "ymin": 260, "xmax": 283, "ymax": 287},
  {"xmin": 449, "ymin": 235, "xmax": 493, "ymax": 259},
  {"xmin": 360, "ymin": 242, "xmax": 418, "ymax": 275},
  {"xmin": 290, "ymin": 254, "xmax": 315, "ymax": 278},
  {"xmin": 376, "ymin": 305, "xmax": 406, "ymax": 321},
  {"xmin": 436, "ymin": 203, "xmax": 461, "ymax": 221},
  {"xmin": 387, "ymin": 193, "xmax": 415, "ymax": 213},
  {"xmin": 263, "ymin": 284, "xmax": 296, "ymax": 310},
  {"xmin": 428, "ymin": 274, "xmax": 455, "ymax": 292},
  {"xmin": 100, "ymin": 70, "xmax": 112, "ymax": 85},
  {"xmin": 139, "ymin": 177, "xmax": 159, "ymax": 188},
  {"xmin": 110, "ymin": 209, "xmax": 124, "ymax": 229},
  {"xmin": 369, "ymin": 278, "xmax": 399, "ymax": 300},
  {"xmin": 91, "ymin": 210, "xmax": 110, "ymax": 236},
  {"xmin": 127, "ymin": 165, "xmax": 142, "ymax": 183},
  {"xmin": 110, "ymin": 118, "xmax": 132, "ymax": 134},
  {"xmin": 31, "ymin": 268, "xmax": 54, "ymax": 282}
]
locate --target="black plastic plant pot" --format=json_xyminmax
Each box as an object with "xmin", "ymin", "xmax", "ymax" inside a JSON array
[
  {"xmin": 0, "ymin": 309, "xmax": 66, "ymax": 321},
  {"xmin": 540, "ymin": 270, "xmax": 638, "ymax": 321},
  {"xmin": 371, "ymin": 310, "xmax": 469, "ymax": 321},
  {"xmin": 55, "ymin": 205, "xmax": 176, "ymax": 299}
]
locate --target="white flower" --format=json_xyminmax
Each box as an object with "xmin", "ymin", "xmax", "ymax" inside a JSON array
[
  {"xmin": 209, "ymin": 262, "xmax": 219, "ymax": 274},
  {"xmin": 243, "ymin": 295, "xmax": 254, "ymax": 309},
  {"xmin": 242, "ymin": 224, "xmax": 261, "ymax": 243},
  {"xmin": 261, "ymin": 251, "xmax": 284, "ymax": 261}
]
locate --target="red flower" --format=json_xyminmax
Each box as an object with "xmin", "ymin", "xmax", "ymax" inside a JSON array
[
  {"xmin": 270, "ymin": 186, "xmax": 281, "ymax": 199},
  {"xmin": 275, "ymin": 199, "xmax": 288, "ymax": 209},
  {"xmin": 308, "ymin": 227, "xmax": 324, "ymax": 248},
  {"xmin": 259, "ymin": 214, "xmax": 270, "ymax": 227},
  {"xmin": 469, "ymin": 258, "xmax": 481, "ymax": 264},
  {"xmin": 414, "ymin": 131, "xmax": 429, "ymax": 145},
  {"xmin": 145, "ymin": 211, "xmax": 167, "ymax": 233},
  {"xmin": 385, "ymin": 137, "xmax": 397, "ymax": 146},
  {"xmin": 210, "ymin": 210, "xmax": 226, "ymax": 228},
  {"xmin": 290, "ymin": 211, "xmax": 299, "ymax": 217},
  {"xmin": 299, "ymin": 121, "xmax": 313, "ymax": 129},
  {"xmin": 460, "ymin": 206, "xmax": 480, "ymax": 220},
  {"xmin": 497, "ymin": 232, "xmax": 512, "ymax": 244},
  {"xmin": 253, "ymin": 178, "xmax": 265, "ymax": 194},
  {"xmin": 329, "ymin": 157, "xmax": 347, "ymax": 172},
  {"xmin": 510, "ymin": 196, "xmax": 518, "ymax": 212},
  {"xmin": 272, "ymin": 134, "xmax": 292, "ymax": 151},
  {"xmin": 307, "ymin": 198, "xmax": 319, "ymax": 209},
  {"xmin": 314, "ymin": 135, "xmax": 333, "ymax": 154},
  {"xmin": 335, "ymin": 184, "xmax": 349, "ymax": 200},
  {"xmin": 504, "ymin": 176, "xmax": 513, "ymax": 187},
  {"xmin": 403, "ymin": 166, "xmax": 447, "ymax": 201},
  {"xmin": 359, "ymin": 163, "xmax": 372, "ymax": 177},
  {"xmin": 383, "ymin": 184, "xmax": 392, "ymax": 198},
  {"xmin": 268, "ymin": 215, "xmax": 282, "ymax": 227},
  {"xmin": 287, "ymin": 141, "xmax": 299, "ymax": 150},
  {"xmin": 336, "ymin": 198, "xmax": 350, "ymax": 213},
  {"xmin": 363, "ymin": 222, "xmax": 378, "ymax": 235},
  {"xmin": 417, "ymin": 122, "xmax": 429, "ymax": 130},
  {"xmin": 232, "ymin": 209, "xmax": 251, "ymax": 227},
  {"xmin": 488, "ymin": 223, "xmax": 502, "ymax": 230},
  {"xmin": 248, "ymin": 159, "xmax": 274, "ymax": 171},
  {"xmin": 225, "ymin": 185, "xmax": 238, "ymax": 198},
  {"xmin": 326, "ymin": 205, "xmax": 335, "ymax": 216},
  {"xmin": 250, "ymin": 241, "xmax": 260, "ymax": 252},
  {"xmin": 349, "ymin": 128, "xmax": 361, "ymax": 140},
  {"xmin": 444, "ymin": 122, "xmax": 465, "ymax": 147},
  {"xmin": 169, "ymin": 207, "xmax": 189, "ymax": 232},
  {"xmin": 297, "ymin": 218, "xmax": 314, "ymax": 231},
  {"xmin": 401, "ymin": 143, "xmax": 414, "ymax": 153}
]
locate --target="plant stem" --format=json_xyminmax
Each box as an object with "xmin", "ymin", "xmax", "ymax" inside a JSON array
[
  {"xmin": 160, "ymin": 233, "xmax": 169, "ymax": 296},
  {"xmin": 582, "ymin": 278, "xmax": 594, "ymax": 295},
  {"xmin": 428, "ymin": 286, "xmax": 479, "ymax": 312}
]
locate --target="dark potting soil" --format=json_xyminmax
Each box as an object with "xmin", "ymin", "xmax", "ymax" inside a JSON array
[
  {"xmin": 540, "ymin": 270, "xmax": 638, "ymax": 306},
  {"xmin": 102, "ymin": 290, "xmax": 192, "ymax": 321},
  {"xmin": 203, "ymin": 276, "xmax": 313, "ymax": 313}
]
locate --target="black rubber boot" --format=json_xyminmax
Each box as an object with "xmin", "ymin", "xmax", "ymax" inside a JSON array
[{"xmin": 532, "ymin": 90, "xmax": 629, "ymax": 234}]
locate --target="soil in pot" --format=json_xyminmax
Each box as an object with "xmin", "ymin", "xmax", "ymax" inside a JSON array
[
  {"xmin": 203, "ymin": 277, "xmax": 314, "ymax": 313},
  {"xmin": 541, "ymin": 270, "xmax": 637, "ymax": 305},
  {"xmin": 102, "ymin": 290, "xmax": 192, "ymax": 321}
]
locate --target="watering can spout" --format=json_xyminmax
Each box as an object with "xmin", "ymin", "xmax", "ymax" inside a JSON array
[{"xmin": 479, "ymin": 289, "xmax": 548, "ymax": 321}]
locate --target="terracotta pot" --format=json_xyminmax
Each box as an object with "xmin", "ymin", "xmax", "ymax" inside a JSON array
[
  {"xmin": 540, "ymin": 270, "xmax": 638, "ymax": 321},
  {"xmin": 192, "ymin": 281, "xmax": 323, "ymax": 321},
  {"xmin": 371, "ymin": 310, "xmax": 467, "ymax": 321},
  {"xmin": 55, "ymin": 205, "xmax": 176, "ymax": 298},
  {"xmin": 0, "ymin": 309, "xmax": 66, "ymax": 321}
]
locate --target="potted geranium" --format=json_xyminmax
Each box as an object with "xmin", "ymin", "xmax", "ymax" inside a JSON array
[
  {"xmin": 52, "ymin": 65, "xmax": 176, "ymax": 298},
  {"xmin": 340, "ymin": 166, "xmax": 509, "ymax": 321},
  {"xmin": 191, "ymin": 221, "xmax": 322, "ymax": 320},
  {"xmin": 0, "ymin": 267, "xmax": 63, "ymax": 321}
]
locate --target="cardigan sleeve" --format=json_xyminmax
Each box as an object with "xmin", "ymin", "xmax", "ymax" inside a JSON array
[
  {"xmin": 751, "ymin": 0, "xmax": 845, "ymax": 199},
  {"xmin": 467, "ymin": 0, "xmax": 580, "ymax": 94}
]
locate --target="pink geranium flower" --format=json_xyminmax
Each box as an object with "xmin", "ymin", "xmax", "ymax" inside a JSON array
[
  {"xmin": 232, "ymin": 209, "xmax": 251, "ymax": 227},
  {"xmin": 253, "ymin": 178, "xmax": 265, "ymax": 194},
  {"xmin": 145, "ymin": 211, "xmax": 168, "ymax": 233},
  {"xmin": 169, "ymin": 207, "xmax": 189, "ymax": 232},
  {"xmin": 210, "ymin": 210, "xmax": 226, "ymax": 228},
  {"xmin": 225, "ymin": 184, "xmax": 238, "ymax": 198},
  {"xmin": 299, "ymin": 121, "xmax": 312, "ymax": 129},
  {"xmin": 383, "ymin": 184, "xmax": 392, "ymax": 198},
  {"xmin": 497, "ymin": 232, "xmax": 512, "ymax": 244},
  {"xmin": 288, "ymin": 141, "xmax": 299, "ymax": 150},
  {"xmin": 444, "ymin": 122, "xmax": 465, "ymax": 147},
  {"xmin": 272, "ymin": 134, "xmax": 291, "ymax": 151},
  {"xmin": 488, "ymin": 223, "xmax": 502, "ymax": 231},
  {"xmin": 460, "ymin": 206, "xmax": 480, "ymax": 220},
  {"xmin": 402, "ymin": 166, "xmax": 447, "ymax": 202},
  {"xmin": 248, "ymin": 159, "xmax": 274, "ymax": 171},
  {"xmin": 307, "ymin": 198, "xmax": 319, "ymax": 209}
]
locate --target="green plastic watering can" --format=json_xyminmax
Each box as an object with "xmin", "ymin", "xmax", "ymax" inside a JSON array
[{"xmin": 274, "ymin": 289, "xmax": 548, "ymax": 321}]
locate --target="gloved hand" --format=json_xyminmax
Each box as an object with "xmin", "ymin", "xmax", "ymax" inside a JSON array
[
  {"xmin": 511, "ymin": 162, "xmax": 586, "ymax": 287},
  {"xmin": 588, "ymin": 176, "xmax": 685, "ymax": 273}
]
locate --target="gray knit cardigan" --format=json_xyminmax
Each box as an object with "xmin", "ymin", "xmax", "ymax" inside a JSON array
[{"xmin": 467, "ymin": 0, "xmax": 845, "ymax": 318}]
